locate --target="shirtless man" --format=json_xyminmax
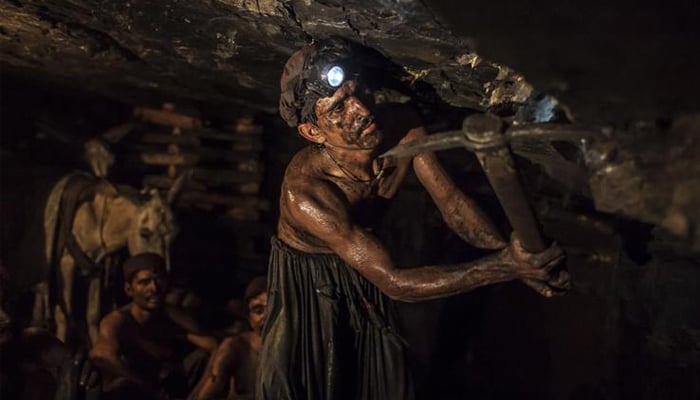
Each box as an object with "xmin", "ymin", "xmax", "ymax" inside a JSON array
[
  {"xmin": 257, "ymin": 38, "xmax": 568, "ymax": 400},
  {"xmin": 90, "ymin": 253, "xmax": 217, "ymax": 400},
  {"xmin": 0, "ymin": 264, "xmax": 101, "ymax": 400},
  {"xmin": 189, "ymin": 276, "xmax": 267, "ymax": 400}
]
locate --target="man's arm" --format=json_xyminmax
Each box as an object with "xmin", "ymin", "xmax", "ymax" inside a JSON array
[
  {"xmin": 407, "ymin": 125, "xmax": 568, "ymax": 296},
  {"xmin": 165, "ymin": 306, "xmax": 219, "ymax": 352},
  {"xmin": 400, "ymin": 126, "xmax": 507, "ymax": 250},
  {"xmin": 379, "ymin": 104, "xmax": 505, "ymax": 249},
  {"xmin": 285, "ymin": 180, "xmax": 561, "ymax": 302},
  {"xmin": 189, "ymin": 337, "xmax": 238, "ymax": 400},
  {"xmin": 185, "ymin": 333, "xmax": 219, "ymax": 353}
]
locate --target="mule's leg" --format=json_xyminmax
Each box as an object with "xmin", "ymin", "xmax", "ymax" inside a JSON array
[
  {"xmin": 30, "ymin": 281, "xmax": 50, "ymax": 328},
  {"xmin": 55, "ymin": 250, "xmax": 75, "ymax": 343},
  {"xmin": 86, "ymin": 274, "xmax": 101, "ymax": 346}
]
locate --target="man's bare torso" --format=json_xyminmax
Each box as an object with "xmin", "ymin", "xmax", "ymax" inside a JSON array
[
  {"xmin": 278, "ymin": 104, "xmax": 421, "ymax": 253},
  {"xmin": 112, "ymin": 307, "xmax": 182, "ymax": 381},
  {"xmin": 229, "ymin": 331, "xmax": 261, "ymax": 398}
]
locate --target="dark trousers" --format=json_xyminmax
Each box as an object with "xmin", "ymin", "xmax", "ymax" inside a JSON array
[{"xmin": 104, "ymin": 349, "xmax": 210, "ymax": 400}]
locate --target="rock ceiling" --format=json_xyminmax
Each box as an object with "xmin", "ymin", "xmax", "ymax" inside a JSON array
[
  {"xmin": 1, "ymin": 0, "xmax": 699, "ymax": 250},
  {"xmin": 2, "ymin": 0, "xmax": 697, "ymax": 122}
]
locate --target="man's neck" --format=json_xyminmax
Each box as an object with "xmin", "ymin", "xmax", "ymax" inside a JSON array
[
  {"xmin": 323, "ymin": 145, "xmax": 377, "ymax": 182},
  {"xmin": 128, "ymin": 303, "xmax": 159, "ymax": 325},
  {"xmin": 250, "ymin": 329, "xmax": 263, "ymax": 350}
]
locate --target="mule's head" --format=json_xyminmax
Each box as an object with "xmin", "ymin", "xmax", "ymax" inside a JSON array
[
  {"xmin": 126, "ymin": 171, "xmax": 189, "ymax": 271},
  {"xmin": 127, "ymin": 189, "xmax": 178, "ymax": 270}
]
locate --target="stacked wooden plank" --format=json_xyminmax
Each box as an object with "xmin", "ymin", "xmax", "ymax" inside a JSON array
[
  {"xmin": 134, "ymin": 104, "xmax": 271, "ymax": 271},
  {"xmin": 134, "ymin": 104, "xmax": 268, "ymax": 221}
]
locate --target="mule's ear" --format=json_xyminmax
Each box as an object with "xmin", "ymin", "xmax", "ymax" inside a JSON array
[{"xmin": 167, "ymin": 169, "xmax": 193, "ymax": 204}]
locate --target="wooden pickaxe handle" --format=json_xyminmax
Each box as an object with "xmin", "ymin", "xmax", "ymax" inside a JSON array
[{"xmin": 464, "ymin": 114, "xmax": 569, "ymax": 296}]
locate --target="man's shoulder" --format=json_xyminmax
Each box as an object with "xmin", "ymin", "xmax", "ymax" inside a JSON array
[
  {"xmin": 221, "ymin": 331, "xmax": 257, "ymax": 353},
  {"xmin": 283, "ymin": 148, "xmax": 337, "ymax": 196},
  {"xmin": 100, "ymin": 306, "xmax": 130, "ymax": 329},
  {"xmin": 285, "ymin": 147, "xmax": 323, "ymax": 177},
  {"xmin": 237, "ymin": 331, "xmax": 258, "ymax": 344}
]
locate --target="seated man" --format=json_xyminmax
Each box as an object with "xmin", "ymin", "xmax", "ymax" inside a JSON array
[
  {"xmin": 90, "ymin": 253, "xmax": 218, "ymax": 400},
  {"xmin": 189, "ymin": 276, "xmax": 268, "ymax": 400},
  {"xmin": 0, "ymin": 264, "xmax": 100, "ymax": 400}
]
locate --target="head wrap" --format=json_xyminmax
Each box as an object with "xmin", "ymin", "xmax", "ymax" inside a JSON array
[
  {"xmin": 279, "ymin": 43, "xmax": 317, "ymax": 127},
  {"xmin": 279, "ymin": 38, "xmax": 357, "ymax": 127},
  {"xmin": 244, "ymin": 276, "xmax": 268, "ymax": 303},
  {"xmin": 123, "ymin": 253, "xmax": 166, "ymax": 282}
]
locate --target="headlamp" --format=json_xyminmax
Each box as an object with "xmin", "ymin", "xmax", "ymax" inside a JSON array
[
  {"xmin": 323, "ymin": 65, "xmax": 345, "ymax": 88},
  {"xmin": 299, "ymin": 39, "xmax": 361, "ymax": 123},
  {"xmin": 305, "ymin": 61, "xmax": 352, "ymax": 99}
]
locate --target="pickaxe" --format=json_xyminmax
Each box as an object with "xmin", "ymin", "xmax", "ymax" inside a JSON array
[{"xmin": 381, "ymin": 114, "xmax": 605, "ymax": 296}]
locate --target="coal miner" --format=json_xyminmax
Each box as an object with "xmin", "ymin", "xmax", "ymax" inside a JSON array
[
  {"xmin": 189, "ymin": 276, "xmax": 268, "ymax": 400},
  {"xmin": 257, "ymin": 38, "xmax": 566, "ymax": 400},
  {"xmin": 0, "ymin": 263, "xmax": 101, "ymax": 400},
  {"xmin": 90, "ymin": 253, "xmax": 217, "ymax": 400}
]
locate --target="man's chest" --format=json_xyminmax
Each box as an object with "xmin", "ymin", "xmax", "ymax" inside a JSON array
[
  {"xmin": 123, "ymin": 322, "xmax": 179, "ymax": 362},
  {"xmin": 329, "ymin": 176, "xmax": 400, "ymax": 230},
  {"xmin": 232, "ymin": 341, "xmax": 260, "ymax": 394},
  {"xmin": 332, "ymin": 156, "xmax": 407, "ymax": 202}
]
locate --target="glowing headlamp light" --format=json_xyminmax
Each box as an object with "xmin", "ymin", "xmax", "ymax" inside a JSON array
[
  {"xmin": 323, "ymin": 65, "xmax": 345, "ymax": 88},
  {"xmin": 306, "ymin": 62, "xmax": 351, "ymax": 98},
  {"xmin": 301, "ymin": 57, "xmax": 357, "ymax": 122}
]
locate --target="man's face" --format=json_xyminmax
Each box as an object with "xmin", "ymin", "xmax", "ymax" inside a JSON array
[
  {"xmin": 247, "ymin": 291, "xmax": 268, "ymax": 333},
  {"xmin": 313, "ymin": 80, "xmax": 382, "ymax": 150},
  {"xmin": 125, "ymin": 269, "xmax": 167, "ymax": 312},
  {"xmin": 0, "ymin": 285, "xmax": 12, "ymax": 345}
]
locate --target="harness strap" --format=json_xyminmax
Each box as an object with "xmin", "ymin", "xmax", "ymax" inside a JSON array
[{"xmin": 58, "ymin": 174, "xmax": 103, "ymax": 277}]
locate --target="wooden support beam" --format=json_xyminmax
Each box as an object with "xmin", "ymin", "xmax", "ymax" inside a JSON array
[
  {"xmin": 135, "ymin": 144, "xmax": 260, "ymax": 166},
  {"xmin": 227, "ymin": 116, "xmax": 264, "ymax": 135},
  {"xmin": 134, "ymin": 107, "xmax": 202, "ymax": 129},
  {"xmin": 230, "ymin": 124, "xmax": 263, "ymax": 135},
  {"xmin": 145, "ymin": 128, "xmax": 262, "ymax": 146},
  {"xmin": 140, "ymin": 152, "xmax": 199, "ymax": 166},
  {"xmin": 238, "ymin": 182, "xmax": 260, "ymax": 195}
]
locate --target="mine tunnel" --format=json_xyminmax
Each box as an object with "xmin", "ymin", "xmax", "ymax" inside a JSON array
[{"xmin": 1, "ymin": 1, "xmax": 699, "ymax": 399}]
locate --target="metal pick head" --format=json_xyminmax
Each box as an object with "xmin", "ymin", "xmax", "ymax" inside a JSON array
[
  {"xmin": 379, "ymin": 130, "xmax": 467, "ymax": 159},
  {"xmin": 379, "ymin": 117, "xmax": 606, "ymax": 160}
]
